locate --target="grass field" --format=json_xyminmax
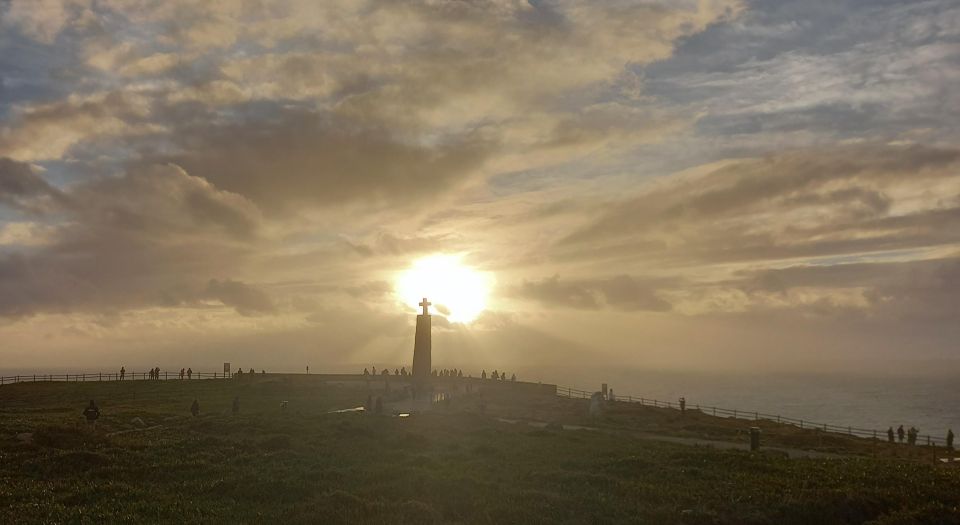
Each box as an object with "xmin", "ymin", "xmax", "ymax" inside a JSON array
[{"xmin": 1, "ymin": 377, "xmax": 958, "ymax": 524}]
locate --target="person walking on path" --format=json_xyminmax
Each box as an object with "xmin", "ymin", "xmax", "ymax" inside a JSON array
[
  {"xmin": 120, "ymin": 366, "xmax": 125, "ymax": 381},
  {"xmin": 180, "ymin": 368, "xmax": 185, "ymax": 380},
  {"xmin": 187, "ymin": 367, "xmax": 192, "ymax": 379},
  {"xmin": 83, "ymin": 400, "xmax": 100, "ymax": 429},
  {"xmin": 887, "ymin": 427, "xmax": 895, "ymax": 444},
  {"xmin": 897, "ymin": 425, "xmax": 905, "ymax": 443}
]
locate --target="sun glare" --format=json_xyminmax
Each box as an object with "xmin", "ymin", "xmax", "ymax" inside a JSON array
[{"xmin": 396, "ymin": 254, "xmax": 492, "ymax": 324}]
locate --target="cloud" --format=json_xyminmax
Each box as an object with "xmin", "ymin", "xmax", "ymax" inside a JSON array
[
  {"xmin": 0, "ymin": 0, "xmax": 741, "ymax": 211},
  {"xmin": 0, "ymin": 92, "xmax": 160, "ymax": 162},
  {"xmin": 515, "ymin": 274, "xmax": 671, "ymax": 312},
  {"xmin": 559, "ymin": 144, "xmax": 960, "ymax": 265},
  {"xmin": 166, "ymin": 111, "xmax": 492, "ymax": 211},
  {"xmin": 205, "ymin": 279, "xmax": 275, "ymax": 316},
  {"xmin": 0, "ymin": 157, "xmax": 63, "ymax": 211},
  {"xmin": 0, "ymin": 163, "xmax": 264, "ymax": 317}
]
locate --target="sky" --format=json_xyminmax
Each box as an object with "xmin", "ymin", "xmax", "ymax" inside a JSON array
[{"xmin": 1, "ymin": 0, "xmax": 958, "ymax": 376}]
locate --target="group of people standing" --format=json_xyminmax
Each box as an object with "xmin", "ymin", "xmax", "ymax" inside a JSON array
[
  {"xmin": 361, "ymin": 366, "xmax": 516, "ymax": 382},
  {"xmin": 117, "ymin": 366, "xmax": 194, "ymax": 380},
  {"xmin": 363, "ymin": 366, "xmax": 409, "ymax": 376},
  {"xmin": 886, "ymin": 425, "xmax": 954, "ymax": 449},
  {"xmin": 480, "ymin": 369, "xmax": 515, "ymax": 382}
]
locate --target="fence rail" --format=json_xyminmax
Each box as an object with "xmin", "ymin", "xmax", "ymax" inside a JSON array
[
  {"xmin": 555, "ymin": 385, "xmax": 949, "ymax": 448},
  {"xmin": 0, "ymin": 371, "xmax": 231, "ymax": 385}
]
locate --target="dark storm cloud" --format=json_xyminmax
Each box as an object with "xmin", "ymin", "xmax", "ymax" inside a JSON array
[{"xmin": 515, "ymin": 274, "xmax": 671, "ymax": 312}]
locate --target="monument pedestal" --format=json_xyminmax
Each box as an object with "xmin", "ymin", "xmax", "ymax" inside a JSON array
[{"xmin": 411, "ymin": 299, "xmax": 432, "ymax": 381}]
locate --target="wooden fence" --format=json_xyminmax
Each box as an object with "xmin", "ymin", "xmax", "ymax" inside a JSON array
[{"xmin": 0, "ymin": 371, "xmax": 229, "ymax": 384}]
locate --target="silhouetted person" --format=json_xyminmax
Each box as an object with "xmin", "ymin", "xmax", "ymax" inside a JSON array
[
  {"xmin": 249, "ymin": 368, "xmax": 254, "ymax": 374},
  {"xmin": 400, "ymin": 367, "xmax": 407, "ymax": 376},
  {"xmin": 232, "ymin": 396, "xmax": 240, "ymax": 415},
  {"xmin": 395, "ymin": 368, "xmax": 399, "ymax": 376},
  {"xmin": 458, "ymin": 370, "xmax": 463, "ymax": 378},
  {"xmin": 236, "ymin": 368, "xmax": 243, "ymax": 377},
  {"xmin": 375, "ymin": 397, "xmax": 383, "ymax": 414},
  {"xmin": 908, "ymin": 426, "xmax": 918, "ymax": 446},
  {"xmin": 190, "ymin": 399, "xmax": 200, "ymax": 417},
  {"xmin": 363, "ymin": 368, "xmax": 370, "ymax": 376},
  {"xmin": 887, "ymin": 427, "xmax": 895, "ymax": 443},
  {"xmin": 83, "ymin": 400, "xmax": 100, "ymax": 428},
  {"xmin": 372, "ymin": 366, "xmax": 376, "ymax": 376},
  {"xmin": 306, "ymin": 366, "xmax": 310, "ymax": 374},
  {"xmin": 180, "ymin": 368, "xmax": 185, "ymax": 380},
  {"xmin": 948, "ymin": 429, "xmax": 955, "ymax": 450},
  {"xmin": 120, "ymin": 366, "xmax": 125, "ymax": 380},
  {"xmin": 261, "ymin": 370, "xmax": 265, "ymax": 374},
  {"xmin": 510, "ymin": 373, "xmax": 516, "ymax": 382},
  {"xmin": 187, "ymin": 367, "xmax": 192, "ymax": 379},
  {"xmin": 481, "ymin": 370, "xmax": 487, "ymax": 379},
  {"xmin": 156, "ymin": 367, "xmax": 161, "ymax": 379},
  {"xmin": 897, "ymin": 425, "xmax": 905, "ymax": 443},
  {"xmin": 679, "ymin": 397, "xmax": 686, "ymax": 414}
]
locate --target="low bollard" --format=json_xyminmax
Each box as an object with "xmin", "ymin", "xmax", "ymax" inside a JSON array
[{"xmin": 750, "ymin": 427, "xmax": 761, "ymax": 452}]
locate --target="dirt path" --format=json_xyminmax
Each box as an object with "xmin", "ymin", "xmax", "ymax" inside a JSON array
[{"xmin": 496, "ymin": 418, "xmax": 843, "ymax": 459}]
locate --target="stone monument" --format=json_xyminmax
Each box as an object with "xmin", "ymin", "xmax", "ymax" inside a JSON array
[{"xmin": 411, "ymin": 297, "xmax": 432, "ymax": 380}]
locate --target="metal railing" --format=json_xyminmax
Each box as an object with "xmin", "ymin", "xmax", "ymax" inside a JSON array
[
  {"xmin": 556, "ymin": 385, "xmax": 950, "ymax": 447},
  {"xmin": 0, "ymin": 371, "xmax": 231, "ymax": 384}
]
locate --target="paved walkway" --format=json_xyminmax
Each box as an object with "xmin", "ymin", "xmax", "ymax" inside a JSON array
[{"xmin": 496, "ymin": 418, "xmax": 842, "ymax": 459}]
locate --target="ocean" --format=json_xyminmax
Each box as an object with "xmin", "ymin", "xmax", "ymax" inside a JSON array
[{"xmin": 545, "ymin": 368, "xmax": 959, "ymax": 439}]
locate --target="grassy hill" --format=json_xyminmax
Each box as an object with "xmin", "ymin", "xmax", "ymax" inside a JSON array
[{"xmin": 1, "ymin": 377, "xmax": 958, "ymax": 524}]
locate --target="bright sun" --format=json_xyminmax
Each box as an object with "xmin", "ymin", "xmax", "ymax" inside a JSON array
[{"xmin": 396, "ymin": 254, "xmax": 493, "ymax": 324}]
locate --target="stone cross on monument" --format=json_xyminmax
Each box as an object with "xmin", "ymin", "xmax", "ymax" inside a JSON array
[{"xmin": 411, "ymin": 297, "xmax": 432, "ymax": 380}]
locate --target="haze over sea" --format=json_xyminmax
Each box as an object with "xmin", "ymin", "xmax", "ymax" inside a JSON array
[{"xmin": 553, "ymin": 368, "xmax": 960, "ymax": 439}]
